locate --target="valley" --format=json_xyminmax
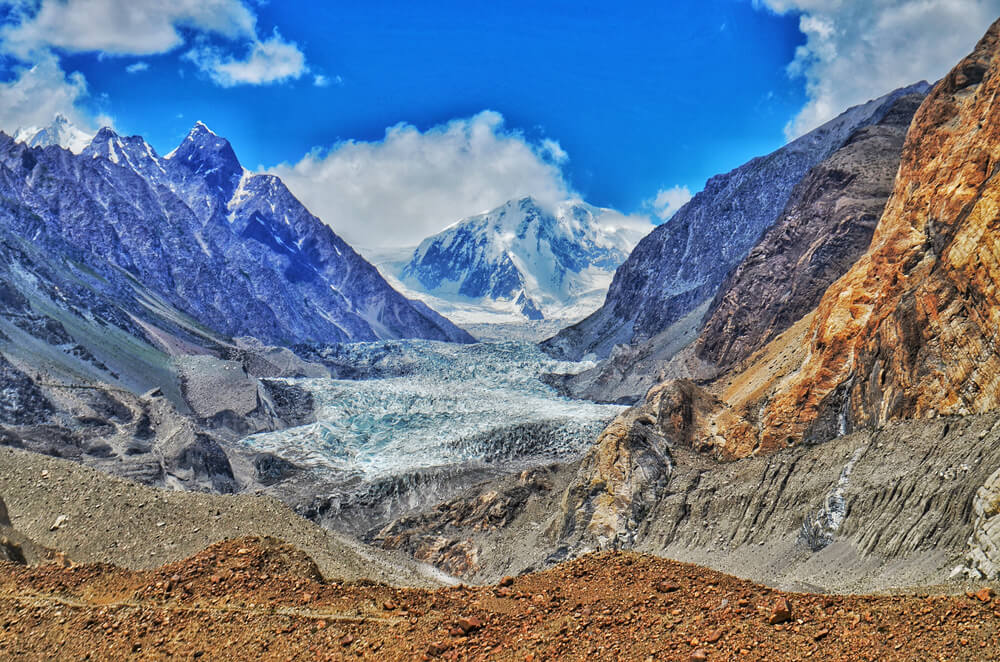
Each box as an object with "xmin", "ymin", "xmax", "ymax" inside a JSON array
[{"xmin": 3, "ymin": 6, "xmax": 1000, "ymax": 662}]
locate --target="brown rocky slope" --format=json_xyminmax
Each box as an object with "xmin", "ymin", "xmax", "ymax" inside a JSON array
[
  {"xmin": 716, "ymin": 17, "xmax": 1000, "ymax": 456},
  {"xmin": 3, "ymin": 536, "xmax": 1000, "ymax": 661}
]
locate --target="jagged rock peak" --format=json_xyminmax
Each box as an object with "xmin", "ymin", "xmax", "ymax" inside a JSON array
[{"xmin": 166, "ymin": 121, "xmax": 243, "ymax": 200}]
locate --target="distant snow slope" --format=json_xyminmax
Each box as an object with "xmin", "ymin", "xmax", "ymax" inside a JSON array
[
  {"xmin": 13, "ymin": 114, "xmax": 93, "ymax": 154},
  {"xmin": 389, "ymin": 197, "xmax": 650, "ymax": 324}
]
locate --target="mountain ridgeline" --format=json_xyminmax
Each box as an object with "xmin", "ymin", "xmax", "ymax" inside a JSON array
[
  {"xmin": 0, "ymin": 122, "xmax": 472, "ymax": 349},
  {"xmin": 542, "ymin": 81, "xmax": 932, "ymax": 362}
]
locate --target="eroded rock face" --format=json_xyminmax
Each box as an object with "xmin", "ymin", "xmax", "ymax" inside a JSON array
[
  {"xmin": 697, "ymin": 91, "xmax": 926, "ymax": 373},
  {"xmin": 740, "ymin": 19, "xmax": 1000, "ymax": 454}
]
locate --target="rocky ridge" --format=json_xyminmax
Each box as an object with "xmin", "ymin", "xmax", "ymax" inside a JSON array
[{"xmin": 541, "ymin": 81, "xmax": 930, "ymax": 362}]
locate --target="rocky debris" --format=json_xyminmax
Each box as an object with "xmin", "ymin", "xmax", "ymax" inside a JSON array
[
  {"xmin": 0, "ymin": 354, "xmax": 53, "ymax": 425},
  {"xmin": 383, "ymin": 408, "xmax": 1000, "ymax": 593},
  {"xmin": 0, "ymin": 494, "xmax": 8, "ymax": 527},
  {"xmin": 1, "ymin": 541, "xmax": 999, "ymax": 661},
  {"xmin": 0, "ymin": 446, "xmax": 444, "ymax": 587}
]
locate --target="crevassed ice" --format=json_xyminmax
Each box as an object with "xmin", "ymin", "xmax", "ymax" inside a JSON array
[{"xmin": 239, "ymin": 340, "xmax": 624, "ymax": 481}]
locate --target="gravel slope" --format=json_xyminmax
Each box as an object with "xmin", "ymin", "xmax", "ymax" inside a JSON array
[{"xmin": 0, "ymin": 447, "xmax": 449, "ymax": 587}]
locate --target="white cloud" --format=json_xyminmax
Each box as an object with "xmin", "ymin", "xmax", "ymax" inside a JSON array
[
  {"xmin": 185, "ymin": 30, "xmax": 307, "ymax": 87},
  {"xmin": 755, "ymin": 0, "xmax": 1000, "ymax": 139},
  {"xmin": 0, "ymin": 51, "xmax": 100, "ymax": 137},
  {"xmin": 648, "ymin": 185, "xmax": 692, "ymax": 221},
  {"xmin": 1, "ymin": 0, "xmax": 256, "ymax": 57},
  {"xmin": 125, "ymin": 61, "xmax": 150, "ymax": 74},
  {"xmin": 268, "ymin": 111, "xmax": 576, "ymax": 249}
]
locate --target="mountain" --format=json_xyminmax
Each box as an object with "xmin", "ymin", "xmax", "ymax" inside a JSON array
[
  {"xmin": 397, "ymin": 197, "xmax": 648, "ymax": 322},
  {"xmin": 703, "ymin": 17, "xmax": 1000, "ymax": 455},
  {"xmin": 0, "ymin": 122, "xmax": 472, "ymax": 346},
  {"xmin": 13, "ymin": 114, "xmax": 93, "ymax": 154},
  {"xmin": 542, "ymin": 81, "xmax": 932, "ymax": 361},
  {"xmin": 0, "ymin": 120, "xmax": 471, "ymax": 494},
  {"xmin": 695, "ymin": 90, "xmax": 927, "ymax": 373}
]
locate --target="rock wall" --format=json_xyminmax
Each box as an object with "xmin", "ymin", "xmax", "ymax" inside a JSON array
[{"xmin": 697, "ymin": 90, "xmax": 925, "ymax": 373}]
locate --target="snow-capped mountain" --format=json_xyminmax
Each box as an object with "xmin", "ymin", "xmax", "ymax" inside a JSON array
[
  {"xmin": 14, "ymin": 113, "xmax": 93, "ymax": 154},
  {"xmin": 396, "ymin": 197, "xmax": 649, "ymax": 323},
  {"xmin": 0, "ymin": 121, "xmax": 473, "ymax": 346}
]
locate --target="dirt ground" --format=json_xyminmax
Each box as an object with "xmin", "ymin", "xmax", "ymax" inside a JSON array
[{"xmin": 1, "ymin": 536, "xmax": 998, "ymax": 661}]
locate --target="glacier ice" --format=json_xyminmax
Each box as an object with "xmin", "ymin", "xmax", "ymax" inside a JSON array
[{"xmin": 239, "ymin": 339, "xmax": 624, "ymax": 482}]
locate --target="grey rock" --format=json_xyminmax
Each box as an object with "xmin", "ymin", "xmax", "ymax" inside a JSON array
[{"xmin": 542, "ymin": 81, "xmax": 931, "ymax": 362}]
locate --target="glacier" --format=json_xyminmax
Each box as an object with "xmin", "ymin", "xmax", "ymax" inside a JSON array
[{"xmin": 238, "ymin": 340, "xmax": 625, "ymax": 483}]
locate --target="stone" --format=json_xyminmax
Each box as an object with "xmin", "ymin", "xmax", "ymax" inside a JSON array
[
  {"xmin": 455, "ymin": 616, "xmax": 482, "ymax": 634},
  {"xmin": 769, "ymin": 598, "xmax": 792, "ymax": 625}
]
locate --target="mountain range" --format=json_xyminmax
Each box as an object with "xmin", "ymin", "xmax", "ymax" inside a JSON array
[{"xmin": 393, "ymin": 196, "xmax": 647, "ymax": 323}]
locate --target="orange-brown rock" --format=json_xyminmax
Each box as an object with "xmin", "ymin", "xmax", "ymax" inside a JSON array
[
  {"xmin": 744, "ymin": 18, "xmax": 1000, "ymax": 453},
  {"xmin": 658, "ymin": 19, "xmax": 1000, "ymax": 458},
  {"xmin": 769, "ymin": 598, "xmax": 793, "ymax": 625}
]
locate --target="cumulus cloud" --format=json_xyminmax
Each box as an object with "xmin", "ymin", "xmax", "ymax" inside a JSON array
[
  {"xmin": 125, "ymin": 61, "xmax": 150, "ymax": 74},
  {"xmin": 0, "ymin": 0, "xmax": 256, "ymax": 57},
  {"xmin": 185, "ymin": 30, "xmax": 307, "ymax": 87},
  {"xmin": 755, "ymin": 0, "xmax": 1000, "ymax": 139},
  {"xmin": 648, "ymin": 185, "xmax": 692, "ymax": 221},
  {"xmin": 268, "ymin": 111, "xmax": 577, "ymax": 249},
  {"xmin": 0, "ymin": 51, "xmax": 99, "ymax": 136}
]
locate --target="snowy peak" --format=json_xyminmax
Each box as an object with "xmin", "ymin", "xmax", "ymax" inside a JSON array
[
  {"xmin": 398, "ymin": 197, "xmax": 650, "ymax": 322},
  {"xmin": 166, "ymin": 122, "xmax": 243, "ymax": 201},
  {"xmin": 14, "ymin": 113, "xmax": 93, "ymax": 154},
  {"xmin": 82, "ymin": 127, "xmax": 164, "ymax": 175}
]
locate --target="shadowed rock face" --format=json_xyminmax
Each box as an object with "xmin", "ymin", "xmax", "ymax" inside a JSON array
[
  {"xmin": 697, "ymin": 91, "xmax": 926, "ymax": 373},
  {"xmin": 541, "ymin": 81, "xmax": 930, "ymax": 362}
]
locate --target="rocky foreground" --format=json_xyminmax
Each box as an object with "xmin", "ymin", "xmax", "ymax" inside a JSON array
[{"xmin": 0, "ymin": 536, "xmax": 998, "ymax": 661}]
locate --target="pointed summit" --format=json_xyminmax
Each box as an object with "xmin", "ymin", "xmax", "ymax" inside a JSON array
[
  {"xmin": 166, "ymin": 122, "xmax": 243, "ymax": 201},
  {"xmin": 14, "ymin": 114, "xmax": 93, "ymax": 154}
]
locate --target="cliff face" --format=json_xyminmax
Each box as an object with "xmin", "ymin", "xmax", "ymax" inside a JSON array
[
  {"xmin": 697, "ymin": 91, "xmax": 926, "ymax": 373},
  {"xmin": 541, "ymin": 82, "xmax": 930, "ymax": 362},
  {"xmin": 746, "ymin": 18, "xmax": 1000, "ymax": 454}
]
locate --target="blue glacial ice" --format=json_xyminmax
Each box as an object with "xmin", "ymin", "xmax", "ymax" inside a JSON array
[{"xmin": 239, "ymin": 340, "xmax": 625, "ymax": 482}]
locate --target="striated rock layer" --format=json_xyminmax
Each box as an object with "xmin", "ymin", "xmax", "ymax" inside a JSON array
[{"xmin": 744, "ymin": 18, "xmax": 1000, "ymax": 454}]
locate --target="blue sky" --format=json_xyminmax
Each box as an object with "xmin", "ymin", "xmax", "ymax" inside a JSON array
[
  {"xmin": 1, "ymin": 1, "xmax": 998, "ymax": 248},
  {"xmin": 62, "ymin": 1, "xmax": 806, "ymax": 212}
]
